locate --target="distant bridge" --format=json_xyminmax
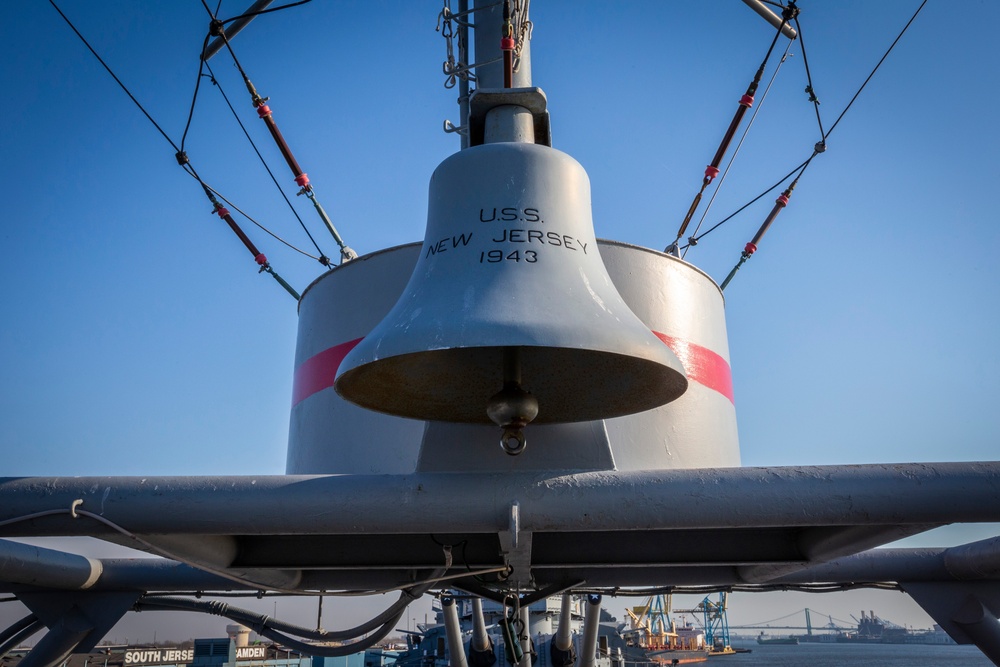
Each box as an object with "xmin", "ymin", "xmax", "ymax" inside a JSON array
[{"xmin": 728, "ymin": 608, "xmax": 857, "ymax": 633}]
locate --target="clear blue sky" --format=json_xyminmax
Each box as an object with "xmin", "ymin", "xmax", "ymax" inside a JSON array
[{"xmin": 1, "ymin": 0, "xmax": 998, "ymax": 644}]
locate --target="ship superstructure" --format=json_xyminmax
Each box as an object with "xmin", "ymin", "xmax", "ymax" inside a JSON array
[{"xmin": 2, "ymin": 2, "xmax": 1000, "ymax": 667}]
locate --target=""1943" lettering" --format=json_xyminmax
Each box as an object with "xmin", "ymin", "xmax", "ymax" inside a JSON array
[{"xmin": 480, "ymin": 250, "xmax": 538, "ymax": 264}]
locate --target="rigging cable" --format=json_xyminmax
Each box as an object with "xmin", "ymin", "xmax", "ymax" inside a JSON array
[
  {"xmin": 47, "ymin": 0, "xmax": 301, "ymax": 300},
  {"xmin": 665, "ymin": 3, "xmax": 798, "ymax": 256},
  {"xmin": 217, "ymin": 0, "xmax": 313, "ymax": 26},
  {"xmin": 792, "ymin": 7, "xmax": 826, "ymax": 139},
  {"xmin": 203, "ymin": 2, "xmax": 357, "ymax": 263},
  {"xmin": 706, "ymin": 0, "xmax": 928, "ymax": 290},
  {"xmin": 181, "ymin": 33, "xmax": 213, "ymax": 152},
  {"xmin": 204, "ymin": 61, "xmax": 331, "ymax": 266},
  {"xmin": 682, "ymin": 46, "xmax": 793, "ymax": 258}
]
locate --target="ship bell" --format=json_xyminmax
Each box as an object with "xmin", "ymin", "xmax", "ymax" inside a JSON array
[{"xmin": 335, "ymin": 140, "xmax": 688, "ymax": 452}]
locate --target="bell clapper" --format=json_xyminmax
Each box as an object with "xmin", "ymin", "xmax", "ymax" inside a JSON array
[{"xmin": 487, "ymin": 347, "xmax": 539, "ymax": 455}]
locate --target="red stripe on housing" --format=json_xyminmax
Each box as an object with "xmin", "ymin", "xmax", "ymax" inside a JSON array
[
  {"xmin": 654, "ymin": 332, "xmax": 735, "ymax": 404},
  {"xmin": 292, "ymin": 333, "xmax": 734, "ymax": 408},
  {"xmin": 291, "ymin": 338, "xmax": 362, "ymax": 407}
]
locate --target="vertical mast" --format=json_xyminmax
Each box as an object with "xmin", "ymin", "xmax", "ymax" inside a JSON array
[{"xmin": 473, "ymin": 1, "xmax": 532, "ymax": 88}]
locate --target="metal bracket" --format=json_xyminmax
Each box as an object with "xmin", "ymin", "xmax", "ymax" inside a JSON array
[
  {"xmin": 499, "ymin": 501, "xmax": 533, "ymax": 587},
  {"xmin": 18, "ymin": 590, "xmax": 140, "ymax": 656},
  {"xmin": 468, "ymin": 87, "xmax": 551, "ymax": 147}
]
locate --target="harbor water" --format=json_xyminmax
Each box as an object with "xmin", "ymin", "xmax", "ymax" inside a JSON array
[{"xmin": 727, "ymin": 640, "xmax": 993, "ymax": 665}]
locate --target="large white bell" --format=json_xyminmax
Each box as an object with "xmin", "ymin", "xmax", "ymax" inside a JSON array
[{"xmin": 335, "ymin": 142, "xmax": 687, "ymax": 445}]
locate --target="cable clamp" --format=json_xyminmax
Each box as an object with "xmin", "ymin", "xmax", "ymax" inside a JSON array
[
  {"xmin": 175, "ymin": 151, "xmax": 190, "ymax": 166},
  {"xmin": 209, "ymin": 19, "xmax": 225, "ymax": 37},
  {"xmin": 782, "ymin": 2, "xmax": 800, "ymax": 21},
  {"xmin": 814, "ymin": 140, "xmax": 827, "ymax": 153},
  {"xmin": 70, "ymin": 499, "xmax": 83, "ymax": 518}
]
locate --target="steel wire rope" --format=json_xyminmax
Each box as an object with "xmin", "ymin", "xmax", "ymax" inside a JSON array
[
  {"xmin": 735, "ymin": 608, "xmax": 808, "ymax": 626},
  {"xmin": 203, "ymin": 60, "xmax": 330, "ymax": 265},
  {"xmin": 683, "ymin": 45, "xmax": 793, "ymax": 258},
  {"xmin": 684, "ymin": 0, "xmax": 927, "ymax": 250}
]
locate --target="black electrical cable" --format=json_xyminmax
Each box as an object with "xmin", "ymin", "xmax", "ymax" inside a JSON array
[
  {"xmin": 136, "ymin": 598, "xmax": 404, "ymax": 658},
  {"xmin": 48, "ymin": 0, "xmax": 181, "ymax": 154},
  {"xmin": 822, "ymin": 0, "xmax": 927, "ymax": 141},
  {"xmin": 181, "ymin": 33, "xmax": 213, "ymax": 152},
  {"xmin": 791, "ymin": 12, "xmax": 826, "ymax": 139}
]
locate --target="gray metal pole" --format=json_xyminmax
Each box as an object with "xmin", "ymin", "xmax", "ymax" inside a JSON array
[
  {"xmin": 3, "ymin": 464, "xmax": 999, "ymax": 537},
  {"xmin": 518, "ymin": 606, "xmax": 532, "ymax": 667},
  {"xmin": 458, "ymin": 0, "xmax": 471, "ymax": 150},
  {"xmin": 739, "ymin": 0, "xmax": 798, "ymax": 40},
  {"xmin": 0, "ymin": 539, "xmax": 102, "ymax": 590},
  {"xmin": 17, "ymin": 609, "xmax": 92, "ymax": 667},
  {"xmin": 952, "ymin": 597, "xmax": 1000, "ymax": 664},
  {"xmin": 576, "ymin": 595, "xmax": 601, "ymax": 667},
  {"xmin": 471, "ymin": 598, "xmax": 490, "ymax": 652},
  {"xmin": 473, "ymin": 1, "xmax": 531, "ymax": 88},
  {"xmin": 555, "ymin": 595, "xmax": 573, "ymax": 651},
  {"xmin": 442, "ymin": 597, "xmax": 469, "ymax": 667},
  {"xmin": 202, "ymin": 0, "xmax": 276, "ymax": 61}
]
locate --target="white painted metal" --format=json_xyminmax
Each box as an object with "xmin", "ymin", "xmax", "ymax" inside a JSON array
[
  {"xmin": 334, "ymin": 143, "xmax": 688, "ymax": 427},
  {"xmin": 289, "ymin": 240, "xmax": 736, "ymax": 473}
]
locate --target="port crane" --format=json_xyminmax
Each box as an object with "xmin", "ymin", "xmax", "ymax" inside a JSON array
[
  {"xmin": 672, "ymin": 593, "xmax": 733, "ymax": 653},
  {"xmin": 624, "ymin": 595, "xmax": 675, "ymax": 650}
]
